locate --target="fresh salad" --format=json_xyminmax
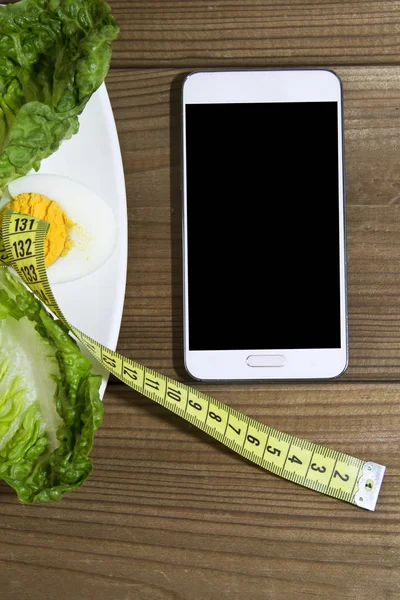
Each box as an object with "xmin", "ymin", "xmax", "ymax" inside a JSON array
[
  {"xmin": 0, "ymin": 0, "xmax": 119, "ymax": 192},
  {"xmin": 0, "ymin": 0, "xmax": 119, "ymax": 503},
  {"xmin": 0, "ymin": 268, "xmax": 104, "ymax": 503}
]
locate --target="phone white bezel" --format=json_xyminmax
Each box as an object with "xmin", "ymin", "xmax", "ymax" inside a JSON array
[{"xmin": 182, "ymin": 69, "xmax": 348, "ymax": 381}]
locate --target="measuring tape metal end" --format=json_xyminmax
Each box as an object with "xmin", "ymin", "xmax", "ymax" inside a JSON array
[{"xmin": 354, "ymin": 462, "xmax": 386, "ymax": 511}]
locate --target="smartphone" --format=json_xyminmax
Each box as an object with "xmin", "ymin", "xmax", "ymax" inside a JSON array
[{"xmin": 181, "ymin": 69, "xmax": 348, "ymax": 381}]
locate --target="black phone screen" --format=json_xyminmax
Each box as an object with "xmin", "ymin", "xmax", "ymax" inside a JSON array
[{"xmin": 185, "ymin": 102, "xmax": 342, "ymax": 351}]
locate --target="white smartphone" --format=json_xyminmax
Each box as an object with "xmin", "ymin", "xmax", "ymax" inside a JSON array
[{"xmin": 181, "ymin": 69, "xmax": 348, "ymax": 381}]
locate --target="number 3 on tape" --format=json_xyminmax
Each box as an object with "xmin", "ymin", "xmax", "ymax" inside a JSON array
[{"xmin": 1, "ymin": 210, "xmax": 386, "ymax": 511}]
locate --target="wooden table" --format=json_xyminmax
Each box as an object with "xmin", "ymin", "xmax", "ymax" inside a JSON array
[{"xmin": 2, "ymin": 2, "xmax": 400, "ymax": 598}]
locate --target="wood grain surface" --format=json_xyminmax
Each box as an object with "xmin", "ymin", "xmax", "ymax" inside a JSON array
[
  {"xmin": 108, "ymin": 1, "xmax": 400, "ymax": 68},
  {"xmin": 1, "ymin": 1, "xmax": 400, "ymax": 599},
  {"xmin": 1, "ymin": 382, "xmax": 399, "ymax": 598}
]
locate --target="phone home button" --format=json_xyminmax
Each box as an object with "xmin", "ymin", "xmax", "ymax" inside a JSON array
[{"xmin": 246, "ymin": 354, "xmax": 286, "ymax": 368}]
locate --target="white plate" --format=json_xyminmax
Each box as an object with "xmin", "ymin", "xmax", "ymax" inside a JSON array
[{"xmin": 36, "ymin": 83, "xmax": 128, "ymax": 397}]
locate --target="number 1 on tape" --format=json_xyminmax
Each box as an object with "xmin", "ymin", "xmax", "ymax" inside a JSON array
[{"xmin": 1, "ymin": 210, "xmax": 386, "ymax": 511}]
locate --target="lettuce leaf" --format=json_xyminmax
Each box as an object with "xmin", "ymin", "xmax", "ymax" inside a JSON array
[
  {"xmin": 0, "ymin": 267, "xmax": 103, "ymax": 502},
  {"xmin": 0, "ymin": 0, "xmax": 119, "ymax": 192}
]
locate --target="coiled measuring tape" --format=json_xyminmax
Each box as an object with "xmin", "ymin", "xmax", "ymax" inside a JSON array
[{"xmin": 0, "ymin": 209, "xmax": 386, "ymax": 510}]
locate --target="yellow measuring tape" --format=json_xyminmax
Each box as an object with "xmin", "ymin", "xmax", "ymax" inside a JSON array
[{"xmin": 0, "ymin": 210, "xmax": 386, "ymax": 510}]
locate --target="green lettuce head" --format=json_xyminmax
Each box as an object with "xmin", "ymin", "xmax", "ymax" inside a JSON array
[
  {"xmin": 0, "ymin": 0, "xmax": 119, "ymax": 192},
  {"xmin": 0, "ymin": 267, "xmax": 104, "ymax": 502}
]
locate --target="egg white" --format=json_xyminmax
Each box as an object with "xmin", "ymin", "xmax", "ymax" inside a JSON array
[{"xmin": 7, "ymin": 174, "xmax": 117, "ymax": 284}]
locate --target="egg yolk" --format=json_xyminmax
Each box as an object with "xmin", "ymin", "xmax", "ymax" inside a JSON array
[{"xmin": 1, "ymin": 193, "xmax": 74, "ymax": 267}]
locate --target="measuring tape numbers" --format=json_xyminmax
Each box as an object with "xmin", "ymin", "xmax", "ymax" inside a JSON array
[{"xmin": 0, "ymin": 210, "xmax": 386, "ymax": 511}]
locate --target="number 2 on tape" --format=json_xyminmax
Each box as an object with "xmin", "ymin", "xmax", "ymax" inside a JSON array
[{"xmin": 1, "ymin": 209, "xmax": 386, "ymax": 511}]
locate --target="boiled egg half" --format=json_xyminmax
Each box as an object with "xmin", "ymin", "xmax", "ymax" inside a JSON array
[{"xmin": 2, "ymin": 174, "xmax": 117, "ymax": 284}]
